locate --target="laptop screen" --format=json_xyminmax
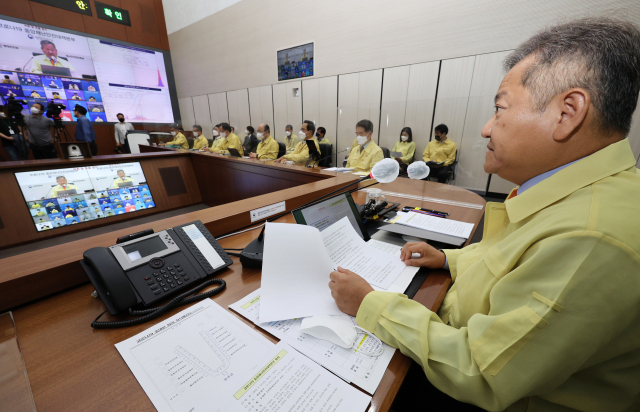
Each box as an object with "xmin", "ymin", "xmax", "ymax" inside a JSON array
[{"xmin": 292, "ymin": 192, "xmax": 368, "ymax": 240}]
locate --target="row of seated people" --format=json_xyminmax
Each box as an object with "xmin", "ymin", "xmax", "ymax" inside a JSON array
[{"xmin": 158, "ymin": 120, "xmax": 457, "ymax": 180}]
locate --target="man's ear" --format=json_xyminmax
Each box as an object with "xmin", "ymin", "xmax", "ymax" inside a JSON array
[{"xmin": 552, "ymin": 88, "xmax": 590, "ymax": 142}]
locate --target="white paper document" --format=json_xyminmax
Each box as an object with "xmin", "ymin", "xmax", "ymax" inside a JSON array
[
  {"xmin": 321, "ymin": 217, "xmax": 406, "ymax": 289},
  {"xmin": 259, "ymin": 219, "xmax": 406, "ymax": 322},
  {"xmin": 116, "ymin": 299, "xmax": 370, "ymax": 412},
  {"xmin": 324, "ymin": 167, "xmax": 354, "ymax": 173},
  {"xmin": 230, "ymin": 289, "xmax": 396, "ymax": 395},
  {"xmin": 395, "ymin": 211, "xmax": 474, "ymax": 239}
]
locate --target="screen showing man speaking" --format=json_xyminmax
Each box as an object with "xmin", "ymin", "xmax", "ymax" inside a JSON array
[
  {"xmin": 15, "ymin": 162, "xmax": 155, "ymax": 232},
  {"xmin": 0, "ymin": 18, "xmax": 174, "ymax": 123}
]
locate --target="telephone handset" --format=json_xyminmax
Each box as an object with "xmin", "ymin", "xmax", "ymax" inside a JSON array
[{"xmin": 81, "ymin": 220, "xmax": 233, "ymax": 319}]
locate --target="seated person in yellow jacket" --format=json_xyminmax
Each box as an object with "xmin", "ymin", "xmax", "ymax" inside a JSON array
[
  {"xmin": 327, "ymin": 17, "xmax": 640, "ymax": 411},
  {"xmin": 203, "ymin": 124, "xmax": 222, "ymax": 152},
  {"xmin": 50, "ymin": 176, "xmax": 80, "ymax": 197},
  {"xmin": 316, "ymin": 127, "xmax": 330, "ymax": 144},
  {"xmin": 191, "ymin": 124, "xmax": 209, "ymax": 150},
  {"xmin": 346, "ymin": 119, "xmax": 384, "ymax": 173},
  {"xmin": 282, "ymin": 124, "xmax": 299, "ymax": 152},
  {"xmin": 422, "ymin": 123, "xmax": 457, "ymax": 183},
  {"xmin": 159, "ymin": 124, "xmax": 188, "ymax": 149},
  {"xmin": 391, "ymin": 127, "xmax": 416, "ymax": 173},
  {"xmin": 249, "ymin": 123, "xmax": 279, "ymax": 160},
  {"xmin": 208, "ymin": 123, "xmax": 243, "ymax": 156},
  {"xmin": 274, "ymin": 120, "xmax": 320, "ymax": 165}
]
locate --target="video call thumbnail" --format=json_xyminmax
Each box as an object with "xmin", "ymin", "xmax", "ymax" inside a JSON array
[{"xmin": 17, "ymin": 162, "xmax": 154, "ymax": 232}]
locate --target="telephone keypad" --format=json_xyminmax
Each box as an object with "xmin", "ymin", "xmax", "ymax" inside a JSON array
[{"xmin": 173, "ymin": 221, "xmax": 233, "ymax": 276}]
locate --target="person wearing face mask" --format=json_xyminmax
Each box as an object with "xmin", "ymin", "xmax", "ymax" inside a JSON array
[
  {"xmin": 422, "ymin": 124, "xmax": 457, "ymax": 183},
  {"xmin": 242, "ymin": 126, "xmax": 259, "ymax": 154},
  {"xmin": 392, "ymin": 127, "xmax": 416, "ymax": 173},
  {"xmin": 275, "ymin": 120, "xmax": 320, "ymax": 165},
  {"xmin": 159, "ymin": 123, "xmax": 188, "ymax": 149},
  {"xmin": 73, "ymin": 105, "xmax": 98, "ymax": 156},
  {"xmin": 203, "ymin": 124, "xmax": 223, "ymax": 152},
  {"xmin": 191, "ymin": 125, "xmax": 209, "ymax": 150},
  {"xmin": 316, "ymin": 127, "xmax": 330, "ymax": 144},
  {"xmin": 345, "ymin": 119, "xmax": 384, "ymax": 173},
  {"xmin": 282, "ymin": 124, "xmax": 299, "ymax": 152},
  {"xmin": 250, "ymin": 124, "xmax": 279, "ymax": 160},
  {"xmin": 23, "ymin": 102, "xmax": 57, "ymax": 159},
  {"xmin": 114, "ymin": 112, "xmax": 134, "ymax": 154},
  {"xmin": 209, "ymin": 123, "xmax": 244, "ymax": 155}
]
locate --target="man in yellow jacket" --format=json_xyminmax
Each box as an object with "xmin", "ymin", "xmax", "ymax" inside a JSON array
[
  {"xmin": 282, "ymin": 124, "xmax": 299, "ymax": 152},
  {"xmin": 422, "ymin": 123, "xmax": 457, "ymax": 183},
  {"xmin": 50, "ymin": 176, "xmax": 80, "ymax": 197},
  {"xmin": 250, "ymin": 124, "xmax": 279, "ymax": 160},
  {"xmin": 159, "ymin": 124, "xmax": 188, "ymax": 149},
  {"xmin": 345, "ymin": 119, "xmax": 384, "ymax": 173},
  {"xmin": 209, "ymin": 123, "xmax": 243, "ymax": 156},
  {"xmin": 191, "ymin": 125, "xmax": 209, "ymax": 150},
  {"xmin": 111, "ymin": 169, "xmax": 134, "ymax": 189},
  {"xmin": 275, "ymin": 120, "xmax": 320, "ymax": 165},
  {"xmin": 328, "ymin": 18, "xmax": 640, "ymax": 411}
]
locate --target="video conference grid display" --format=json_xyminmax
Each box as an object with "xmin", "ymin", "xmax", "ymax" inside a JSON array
[
  {"xmin": 15, "ymin": 162, "xmax": 155, "ymax": 232},
  {"xmin": 277, "ymin": 43, "xmax": 313, "ymax": 81},
  {"xmin": 0, "ymin": 18, "xmax": 174, "ymax": 123}
]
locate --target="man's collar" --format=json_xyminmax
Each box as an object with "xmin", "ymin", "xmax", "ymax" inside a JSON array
[{"xmin": 505, "ymin": 138, "xmax": 636, "ymax": 223}]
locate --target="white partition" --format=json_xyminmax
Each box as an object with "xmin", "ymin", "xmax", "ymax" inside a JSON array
[
  {"xmin": 337, "ymin": 72, "xmax": 360, "ymax": 156},
  {"xmin": 248, "ymin": 86, "xmax": 274, "ymax": 130},
  {"xmin": 456, "ymin": 51, "xmax": 512, "ymax": 191},
  {"xmin": 191, "ymin": 95, "xmax": 213, "ymax": 135},
  {"xmin": 302, "ymin": 76, "xmax": 338, "ymax": 146},
  {"xmin": 404, "ymin": 61, "xmax": 440, "ymax": 163},
  {"xmin": 226, "ymin": 89, "xmax": 251, "ymax": 135},
  {"xmin": 380, "ymin": 66, "xmax": 410, "ymax": 152},
  {"xmin": 177, "ymin": 97, "xmax": 195, "ymax": 129},
  {"xmin": 357, "ymin": 69, "xmax": 383, "ymax": 142},
  {"xmin": 208, "ymin": 92, "xmax": 229, "ymax": 132},
  {"xmin": 272, "ymin": 81, "xmax": 302, "ymax": 141}
]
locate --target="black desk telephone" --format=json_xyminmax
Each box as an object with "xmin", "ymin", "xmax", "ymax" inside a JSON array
[{"xmin": 81, "ymin": 220, "xmax": 232, "ymax": 328}]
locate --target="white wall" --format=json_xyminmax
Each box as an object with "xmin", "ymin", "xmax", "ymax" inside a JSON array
[{"xmin": 162, "ymin": 0, "xmax": 242, "ymax": 34}]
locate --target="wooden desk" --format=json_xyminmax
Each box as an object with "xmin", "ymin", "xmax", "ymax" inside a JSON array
[{"xmin": 8, "ymin": 176, "xmax": 485, "ymax": 412}]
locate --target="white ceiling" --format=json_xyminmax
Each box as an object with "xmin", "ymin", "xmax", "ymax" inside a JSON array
[{"xmin": 162, "ymin": 0, "xmax": 243, "ymax": 34}]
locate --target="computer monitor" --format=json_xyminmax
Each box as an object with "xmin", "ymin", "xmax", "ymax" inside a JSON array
[{"xmin": 292, "ymin": 192, "xmax": 369, "ymax": 241}]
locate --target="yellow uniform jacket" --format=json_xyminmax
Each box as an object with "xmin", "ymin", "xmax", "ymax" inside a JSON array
[
  {"xmin": 256, "ymin": 136, "xmax": 279, "ymax": 160},
  {"xmin": 111, "ymin": 176, "xmax": 134, "ymax": 189},
  {"xmin": 283, "ymin": 135, "xmax": 299, "ymax": 152},
  {"xmin": 165, "ymin": 132, "xmax": 188, "ymax": 149},
  {"xmin": 391, "ymin": 141, "xmax": 416, "ymax": 165},
  {"xmin": 346, "ymin": 141, "xmax": 384, "ymax": 173},
  {"xmin": 282, "ymin": 138, "xmax": 320, "ymax": 165},
  {"xmin": 192, "ymin": 135, "xmax": 209, "ymax": 150},
  {"xmin": 212, "ymin": 133, "xmax": 244, "ymax": 156},
  {"xmin": 422, "ymin": 139, "xmax": 457, "ymax": 165}
]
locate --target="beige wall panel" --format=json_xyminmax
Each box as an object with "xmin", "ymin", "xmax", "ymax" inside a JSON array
[
  {"xmin": 380, "ymin": 66, "xmax": 410, "ymax": 152},
  {"xmin": 628, "ymin": 95, "xmax": 640, "ymax": 160},
  {"xmin": 259, "ymin": 86, "xmax": 275, "ymax": 129},
  {"xmin": 489, "ymin": 174, "xmax": 516, "ymax": 195},
  {"xmin": 177, "ymin": 97, "xmax": 195, "ymax": 129},
  {"xmin": 273, "ymin": 82, "xmax": 302, "ymax": 141},
  {"xmin": 227, "ymin": 89, "xmax": 251, "ymax": 134},
  {"xmin": 303, "ymin": 76, "xmax": 338, "ymax": 147},
  {"xmin": 404, "ymin": 61, "xmax": 440, "ymax": 163},
  {"xmin": 357, "ymin": 69, "xmax": 383, "ymax": 142},
  {"xmin": 456, "ymin": 51, "xmax": 512, "ymax": 191},
  {"xmin": 286, "ymin": 80, "xmax": 303, "ymax": 134},
  {"xmin": 337, "ymin": 73, "xmax": 360, "ymax": 159},
  {"xmin": 248, "ymin": 87, "xmax": 264, "ymax": 127},
  {"xmin": 191, "ymin": 94, "xmax": 213, "ymax": 135},
  {"xmin": 169, "ymin": 0, "xmax": 640, "ymax": 98},
  {"xmin": 208, "ymin": 92, "xmax": 229, "ymax": 131}
]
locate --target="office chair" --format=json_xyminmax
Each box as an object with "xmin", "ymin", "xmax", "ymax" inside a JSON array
[
  {"xmin": 187, "ymin": 137, "xmax": 194, "ymax": 149},
  {"xmin": 319, "ymin": 144, "xmax": 333, "ymax": 168},
  {"xmin": 380, "ymin": 147, "xmax": 390, "ymax": 159},
  {"xmin": 426, "ymin": 150, "xmax": 459, "ymax": 184},
  {"xmin": 277, "ymin": 142, "xmax": 286, "ymax": 158}
]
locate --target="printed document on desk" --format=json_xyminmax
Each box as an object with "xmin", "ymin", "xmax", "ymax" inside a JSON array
[
  {"xmin": 230, "ymin": 289, "xmax": 396, "ymax": 395},
  {"xmin": 395, "ymin": 210, "xmax": 474, "ymax": 239}
]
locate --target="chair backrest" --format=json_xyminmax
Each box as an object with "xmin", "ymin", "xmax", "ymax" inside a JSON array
[
  {"xmin": 187, "ymin": 137, "xmax": 194, "ymax": 149},
  {"xmin": 380, "ymin": 146, "xmax": 390, "ymax": 159},
  {"xmin": 277, "ymin": 142, "xmax": 286, "ymax": 158},
  {"xmin": 319, "ymin": 144, "xmax": 333, "ymax": 168}
]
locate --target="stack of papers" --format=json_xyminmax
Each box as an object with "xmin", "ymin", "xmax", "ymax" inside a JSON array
[
  {"xmin": 324, "ymin": 167, "xmax": 354, "ymax": 172},
  {"xmin": 393, "ymin": 210, "xmax": 474, "ymax": 239}
]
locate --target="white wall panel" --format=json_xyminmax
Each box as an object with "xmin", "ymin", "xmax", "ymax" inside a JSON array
[
  {"xmin": 303, "ymin": 76, "xmax": 338, "ymax": 146},
  {"xmin": 456, "ymin": 51, "xmax": 512, "ymax": 191},
  {"xmin": 208, "ymin": 92, "xmax": 229, "ymax": 131},
  {"xmin": 191, "ymin": 95, "xmax": 212, "ymax": 135},
  {"xmin": 272, "ymin": 82, "xmax": 302, "ymax": 141},
  {"xmin": 337, "ymin": 73, "xmax": 360, "ymax": 157},
  {"xmin": 287, "ymin": 80, "xmax": 303, "ymax": 134},
  {"xmin": 226, "ymin": 89, "xmax": 251, "ymax": 135},
  {"xmin": 357, "ymin": 70, "xmax": 383, "ymax": 143},
  {"xmin": 404, "ymin": 61, "xmax": 440, "ymax": 162},
  {"xmin": 380, "ymin": 66, "xmax": 410, "ymax": 152},
  {"xmin": 248, "ymin": 85, "xmax": 274, "ymax": 129},
  {"xmin": 177, "ymin": 97, "xmax": 195, "ymax": 129}
]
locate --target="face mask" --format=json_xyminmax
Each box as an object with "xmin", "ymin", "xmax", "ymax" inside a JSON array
[
  {"xmin": 118, "ymin": 118, "xmax": 125, "ymax": 123},
  {"xmin": 435, "ymin": 136, "xmax": 441, "ymax": 141},
  {"xmin": 285, "ymin": 131, "xmax": 291, "ymax": 136},
  {"xmin": 213, "ymin": 130, "xmax": 219, "ymax": 137},
  {"xmin": 356, "ymin": 135, "xmax": 368, "ymax": 145},
  {"xmin": 30, "ymin": 106, "xmax": 40, "ymax": 114},
  {"xmin": 401, "ymin": 135, "xmax": 408, "ymax": 141},
  {"xmin": 315, "ymin": 133, "xmax": 320, "ymax": 138},
  {"xmin": 193, "ymin": 132, "xmax": 199, "ymax": 137},
  {"xmin": 170, "ymin": 131, "xmax": 176, "ymax": 136},
  {"xmin": 244, "ymin": 130, "xmax": 249, "ymax": 135},
  {"xmin": 298, "ymin": 130, "xmax": 306, "ymax": 139}
]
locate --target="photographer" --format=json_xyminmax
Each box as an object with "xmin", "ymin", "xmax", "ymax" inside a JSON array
[{"xmin": 23, "ymin": 103, "xmax": 57, "ymax": 159}]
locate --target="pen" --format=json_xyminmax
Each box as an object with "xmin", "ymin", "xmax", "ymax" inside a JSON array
[
  {"xmin": 408, "ymin": 209, "xmax": 446, "ymax": 218},
  {"xmin": 402, "ymin": 206, "xmax": 449, "ymax": 216}
]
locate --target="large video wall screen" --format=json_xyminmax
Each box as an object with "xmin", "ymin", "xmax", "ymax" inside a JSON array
[
  {"xmin": 0, "ymin": 18, "xmax": 174, "ymax": 123},
  {"xmin": 15, "ymin": 162, "xmax": 156, "ymax": 232}
]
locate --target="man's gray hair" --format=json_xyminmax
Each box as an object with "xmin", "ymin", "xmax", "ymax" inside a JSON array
[
  {"xmin": 193, "ymin": 124, "xmax": 202, "ymax": 132},
  {"xmin": 286, "ymin": 124, "xmax": 293, "ymax": 130},
  {"xmin": 504, "ymin": 17, "xmax": 640, "ymax": 135}
]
